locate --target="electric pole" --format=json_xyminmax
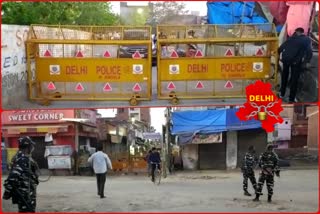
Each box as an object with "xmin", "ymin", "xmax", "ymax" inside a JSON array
[{"xmin": 163, "ymin": 107, "xmax": 171, "ymax": 178}]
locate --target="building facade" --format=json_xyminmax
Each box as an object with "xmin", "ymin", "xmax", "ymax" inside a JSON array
[
  {"xmin": 306, "ymin": 106, "xmax": 319, "ymax": 155},
  {"xmin": 97, "ymin": 108, "xmax": 151, "ymax": 173},
  {"xmin": 172, "ymin": 105, "xmax": 318, "ymax": 171},
  {"xmin": 170, "ymin": 106, "xmax": 267, "ymax": 170},
  {"xmin": 2, "ymin": 109, "xmax": 98, "ymax": 170}
]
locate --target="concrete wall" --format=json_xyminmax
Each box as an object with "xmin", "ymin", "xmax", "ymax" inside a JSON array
[
  {"xmin": 160, "ymin": 15, "xmax": 199, "ymax": 24},
  {"xmin": 307, "ymin": 106, "xmax": 319, "ymax": 154},
  {"xmin": 173, "ymin": 106, "xmax": 208, "ymax": 111},
  {"xmin": 275, "ymin": 148, "xmax": 307, "ymax": 159},
  {"xmin": 226, "ymin": 131, "xmax": 237, "ymax": 170},
  {"xmin": 181, "ymin": 144, "xmax": 198, "ymax": 170},
  {"xmin": 1, "ymin": 25, "xmax": 30, "ymax": 109}
]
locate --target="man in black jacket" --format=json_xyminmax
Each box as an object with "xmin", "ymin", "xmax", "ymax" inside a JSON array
[
  {"xmin": 278, "ymin": 27, "xmax": 313, "ymax": 103},
  {"xmin": 149, "ymin": 147, "xmax": 161, "ymax": 182}
]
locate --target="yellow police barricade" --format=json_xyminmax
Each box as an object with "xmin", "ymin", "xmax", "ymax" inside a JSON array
[
  {"xmin": 157, "ymin": 24, "xmax": 279, "ymax": 104},
  {"xmin": 26, "ymin": 25, "xmax": 152, "ymax": 106}
]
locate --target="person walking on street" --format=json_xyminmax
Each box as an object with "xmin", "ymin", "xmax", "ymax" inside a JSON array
[
  {"xmin": 241, "ymin": 146, "xmax": 258, "ymax": 196},
  {"xmin": 278, "ymin": 27, "xmax": 313, "ymax": 103},
  {"xmin": 149, "ymin": 147, "xmax": 161, "ymax": 182},
  {"xmin": 2, "ymin": 136, "xmax": 39, "ymax": 213},
  {"xmin": 253, "ymin": 144, "xmax": 280, "ymax": 203},
  {"xmin": 88, "ymin": 144, "xmax": 112, "ymax": 199}
]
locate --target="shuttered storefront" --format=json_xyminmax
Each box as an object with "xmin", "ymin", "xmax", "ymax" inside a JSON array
[
  {"xmin": 237, "ymin": 129, "xmax": 267, "ymax": 168},
  {"xmin": 198, "ymin": 133, "xmax": 227, "ymax": 170}
]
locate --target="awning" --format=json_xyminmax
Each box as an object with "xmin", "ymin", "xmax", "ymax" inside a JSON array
[
  {"xmin": 81, "ymin": 125, "xmax": 98, "ymax": 133},
  {"xmin": 2, "ymin": 125, "xmax": 69, "ymax": 134},
  {"xmin": 60, "ymin": 118, "xmax": 89, "ymax": 123},
  {"xmin": 226, "ymin": 108, "xmax": 262, "ymax": 131},
  {"xmin": 172, "ymin": 109, "xmax": 227, "ymax": 135},
  {"xmin": 172, "ymin": 108, "xmax": 261, "ymax": 136}
]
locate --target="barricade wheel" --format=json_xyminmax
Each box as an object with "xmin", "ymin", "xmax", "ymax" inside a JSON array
[
  {"xmin": 169, "ymin": 91, "xmax": 176, "ymax": 98},
  {"xmin": 171, "ymin": 97, "xmax": 179, "ymax": 105},
  {"xmin": 53, "ymin": 92, "xmax": 62, "ymax": 98},
  {"xmin": 129, "ymin": 98, "xmax": 138, "ymax": 106}
]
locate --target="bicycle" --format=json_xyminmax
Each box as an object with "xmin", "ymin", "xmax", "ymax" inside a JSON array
[{"xmin": 150, "ymin": 162, "xmax": 161, "ymax": 185}]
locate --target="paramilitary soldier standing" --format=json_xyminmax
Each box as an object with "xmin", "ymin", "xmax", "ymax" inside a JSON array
[
  {"xmin": 253, "ymin": 144, "xmax": 280, "ymax": 203},
  {"xmin": 241, "ymin": 145, "xmax": 258, "ymax": 196},
  {"xmin": 2, "ymin": 136, "xmax": 39, "ymax": 212}
]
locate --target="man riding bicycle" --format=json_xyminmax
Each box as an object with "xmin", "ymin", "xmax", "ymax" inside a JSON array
[{"xmin": 148, "ymin": 147, "xmax": 161, "ymax": 182}]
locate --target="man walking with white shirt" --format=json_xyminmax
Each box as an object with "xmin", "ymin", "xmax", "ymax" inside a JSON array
[{"xmin": 88, "ymin": 144, "xmax": 112, "ymax": 199}]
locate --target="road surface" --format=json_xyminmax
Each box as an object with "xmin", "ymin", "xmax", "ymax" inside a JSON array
[{"xmin": 2, "ymin": 169, "xmax": 318, "ymax": 212}]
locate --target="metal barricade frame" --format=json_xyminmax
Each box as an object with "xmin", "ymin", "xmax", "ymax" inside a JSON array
[
  {"xmin": 26, "ymin": 25, "xmax": 152, "ymax": 106},
  {"xmin": 156, "ymin": 24, "xmax": 279, "ymax": 104}
]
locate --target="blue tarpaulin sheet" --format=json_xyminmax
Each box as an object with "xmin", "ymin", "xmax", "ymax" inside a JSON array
[
  {"xmin": 171, "ymin": 109, "xmax": 261, "ymax": 135},
  {"xmin": 226, "ymin": 108, "xmax": 262, "ymax": 131},
  {"xmin": 171, "ymin": 109, "xmax": 227, "ymax": 135},
  {"xmin": 207, "ymin": 1, "xmax": 268, "ymax": 25}
]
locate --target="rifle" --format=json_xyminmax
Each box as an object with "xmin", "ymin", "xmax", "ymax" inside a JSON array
[
  {"xmin": 14, "ymin": 188, "xmax": 34, "ymax": 211},
  {"xmin": 262, "ymin": 167, "xmax": 280, "ymax": 177}
]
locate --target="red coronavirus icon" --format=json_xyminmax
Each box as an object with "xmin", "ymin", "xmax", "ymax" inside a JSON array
[{"xmin": 236, "ymin": 80, "xmax": 284, "ymax": 132}]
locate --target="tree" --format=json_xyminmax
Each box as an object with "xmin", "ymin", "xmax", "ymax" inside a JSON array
[
  {"xmin": 120, "ymin": 7, "xmax": 150, "ymax": 25},
  {"xmin": 131, "ymin": 8, "xmax": 150, "ymax": 25},
  {"xmin": 74, "ymin": 2, "xmax": 120, "ymax": 25},
  {"xmin": 148, "ymin": 2, "xmax": 189, "ymax": 24},
  {"xmin": 2, "ymin": 2, "xmax": 119, "ymax": 25}
]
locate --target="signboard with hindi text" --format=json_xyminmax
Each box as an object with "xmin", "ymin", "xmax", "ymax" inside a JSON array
[{"xmin": 191, "ymin": 133, "xmax": 222, "ymax": 144}]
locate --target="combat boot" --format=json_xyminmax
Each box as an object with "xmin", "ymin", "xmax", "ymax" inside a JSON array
[
  {"xmin": 268, "ymin": 195, "xmax": 272, "ymax": 203},
  {"xmin": 254, "ymin": 187, "xmax": 263, "ymax": 196},
  {"xmin": 244, "ymin": 190, "xmax": 251, "ymax": 196},
  {"xmin": 253, "ymin": 194, "xmax": 260, "ymax": 202}
]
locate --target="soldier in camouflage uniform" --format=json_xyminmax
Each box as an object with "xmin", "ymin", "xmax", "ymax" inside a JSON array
[
  {"xmin": 241, "ymin": 145, "xmax": 258, "ymax": 196},
  {"xmin": 253, "ymin": 144, "xmax": 280, "ymax": 203},
  {"xmin": 2, "ymin": 136, "xmax": 39, "ymax": 212}
]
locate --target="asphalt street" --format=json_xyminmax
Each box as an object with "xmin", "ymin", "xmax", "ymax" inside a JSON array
[{"xmin": 2, "ymin": 169, "xmax": 318, "ymax": 212}]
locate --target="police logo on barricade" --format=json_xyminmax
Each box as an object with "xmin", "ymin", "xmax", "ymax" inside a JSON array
[
  {"xmin": 49, "ymin": 65, "xmax": 60, "ymax": 75},
  {"xmin": 133, "ymin": 65, "xmax": 143, "ymax": 74},
  {"xmin": 253, "ymin": 62, "xmax": 263, "ymax": 72},
  {"xmin": 169, "ymin": 65, "xmax": 180, "ymax": 74}
]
